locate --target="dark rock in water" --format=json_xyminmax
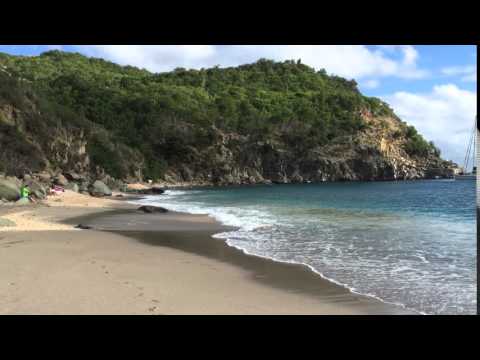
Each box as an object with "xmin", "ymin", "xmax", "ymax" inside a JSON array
[
  {"xmin": 75, "ymin": 224, "xmax": 92, "ymax": 230},
  {"xmin": 128, "ymin": 186, "xmax": 165, "ymax": 195},
  {"xmin": 150, "ymin": 186, "xmax": 165, "ymax": 194},
  {"xmin": 137, "ymin": 205, "xmax": 168, "ymax": 213},
  {"xmin": 0, "ymin": 178, "xmax": 21, "ymax": 201},
  {"xmin": 138, "ymin": 187, "xmax": 165, "ymax": 195},
  {"xmin": 115, "ymin": 194, "xmax": 124, "ymax": 198},
  {"xmin": 54, "ymin": 174, "xmax": 69, "ymax": 186},
  {"xmin": 89, "ymin": 180, "xmax": 112, "ymax": 197}
]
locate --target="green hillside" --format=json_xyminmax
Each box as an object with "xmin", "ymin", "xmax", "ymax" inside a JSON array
[{"xmin": 0, "ymin": 50, "xmax": 444, "ymax": 184}]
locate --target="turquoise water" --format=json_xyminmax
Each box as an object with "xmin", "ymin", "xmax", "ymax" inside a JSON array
[{"xmin": 136, "ymin": 180, "xmax": 477, "ymax": 314}]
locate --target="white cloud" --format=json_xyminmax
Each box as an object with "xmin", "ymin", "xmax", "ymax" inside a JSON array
[
  {"xmin": 441, "ymin": 65, "xmax": 477, "ymax": 82},
  {"xmin": 401, "ymin": 45, "xmax": 418, "ymax": 66},
  {"xmin": 76, "ymin": 45, "xmax": 216, "ymax": 72},
  {"xmin": 46, "ymin": 45, "xmax": 63, "ymax": 51},
  {"xmin": 384, "ymin": 84, "xmax": 477, "ymax": 167},
  {"xmin": 461, "ymin": 72, "xmax": 477, "ymax": 82},
  {"xmin": 362, "ymin": 79, "xmax": 380, "ymax": 89},
  {"xmin": 72, "ymin": 45, "xmax": 428, "ymax": 80}
]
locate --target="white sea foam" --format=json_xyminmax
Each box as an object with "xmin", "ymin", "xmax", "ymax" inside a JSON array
[
  {"xmin": 129, "ymin": 194, "xmax": 425, "ymax": 314},
  {"xmin": 128, "ymin": 184, "xmax": 476, "ymax": 315}
]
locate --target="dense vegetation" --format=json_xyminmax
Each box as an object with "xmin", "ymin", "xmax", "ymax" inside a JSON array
[{"xmin": 0, "ymin": 50, "xmax": 440, "ymax": 181}]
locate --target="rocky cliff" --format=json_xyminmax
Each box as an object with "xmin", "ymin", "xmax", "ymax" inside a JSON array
[
  {"xmin": 0, "ymin": 51, "xmax": 457, "ymax": 188},
  {"xmin": 156, "ymin": 115, "xmax": 455, "ymax": 186}
]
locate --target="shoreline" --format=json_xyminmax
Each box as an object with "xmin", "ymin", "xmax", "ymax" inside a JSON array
[
  {"xmin": 148, "ymin": 177, "xmax": 457, "ymax": 192},
  {"xmin": 69, "ymin": 200, "xmax": 415, "ymax": 315},
  {"xmin": 124, "ymin": 199, "xmax": 422, "ymax": 314},
  {"xmin": 0, "ymin": 190, "xmax": 415, "ymax": 314}
]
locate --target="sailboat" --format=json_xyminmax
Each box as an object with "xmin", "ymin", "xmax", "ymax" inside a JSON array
[{"xmin": 454, "ymin": 116, "xmax": 477, "ymax": 180}]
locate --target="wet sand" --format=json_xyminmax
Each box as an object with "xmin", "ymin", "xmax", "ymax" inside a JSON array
[
  {"xmin": 0, "ymin": 191, "xmax": 415, "ymax": 314},
  {"xmin": 68, "ymin": 209, "xmax": 414, "ymax": 314}
]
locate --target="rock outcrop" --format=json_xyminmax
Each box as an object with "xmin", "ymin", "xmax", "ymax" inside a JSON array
[
  {"xmin": 137, "ymin": 205, "xmax": 168, "ymax": 213},
  {"xmin": 88, "ymin": 180, "xmax": 112, "ymax": 197},
  {"xmin": 0, "ymin": 178, "xmax": 21, "ymax": 201},
  {"xmin": 25, "ymin": 180, "xmax": 47, "ymax": 200}
]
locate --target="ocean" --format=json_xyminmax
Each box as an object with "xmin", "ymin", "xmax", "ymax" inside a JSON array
[{"xmin": 134, "ymin": 180, "xmax": 477, "ymax": 315}]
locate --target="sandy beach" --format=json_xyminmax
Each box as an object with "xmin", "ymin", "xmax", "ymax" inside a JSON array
[{"xmin": 0, "ymin": 190, "xmax": 413, "ymax": 314}]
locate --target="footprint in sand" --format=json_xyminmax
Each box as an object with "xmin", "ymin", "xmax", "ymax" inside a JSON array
[{"xmin": 137, "ymin": 293, "xmax": 144, "ymax": 297}]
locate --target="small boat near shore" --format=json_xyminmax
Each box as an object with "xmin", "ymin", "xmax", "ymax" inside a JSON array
[
  {"xmin": 454, "ymin": 115, "xmax": 477, "ymax": 181},
  {"xmin": 454, "ymin": 173, "xmax": 476, "ymax": 180}
]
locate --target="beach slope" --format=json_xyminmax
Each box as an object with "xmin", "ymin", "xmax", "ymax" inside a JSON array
[{"xmin": 0, "ymin": 191, "xmax": 412, "ymax": 314}]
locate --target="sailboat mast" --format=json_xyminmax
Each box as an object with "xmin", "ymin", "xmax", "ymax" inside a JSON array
[
  {"xmin": 463, "ymin": 116, "xmax": 476, "ymax": 172},
  {"xmin": 471, "ymin": 116, "xmax": 477, "ymax": 171}
]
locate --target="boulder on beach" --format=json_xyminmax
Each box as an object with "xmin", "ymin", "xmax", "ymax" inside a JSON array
[
  {"xmin": 137, "ymin": 205, "xmax": 168, "ymax": 214},
  {"xmin": 26, "ymin": 180, "xmax": 47, "ymax": 200},
  {"xmin": 6, "ymin": 176, "xmax": 22, "ymax": 188},
  {"xmin": 78, "ymin": 182, "xmax": 89, "ymax": 193},
  {"xmin": 0, "ymin": 178, "xmax": 21, "ymax": 201},
  {"xmin": 54, "ymin": 174, "xmax": 69, "ymax": 186},
  {"xmin": 36, "ymin": 172, "xmax": 52, "ymax": 183},
  {"xmin": 89, "ymin": 180, "xmax": 112, "ymax": 197},
  {"xmin": 75, "ymin": 224, "xmax": 93, "ymax": 230},
  {"xmin": 64, "ymin": 172, "xmax": 83, "ymax": 182},
  {"xmin": 66, "ymin": 182, "xmax": 79, "ymax": 193}
]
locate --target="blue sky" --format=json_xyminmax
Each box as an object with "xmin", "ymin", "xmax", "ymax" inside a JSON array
[{"xmin": 0, "ymin": 45, "xmax": 477, "ymax": 168}]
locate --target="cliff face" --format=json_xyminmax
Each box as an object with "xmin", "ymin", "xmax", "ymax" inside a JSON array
[
  {"xmin": 0, "ymin": 102, "xmax": 88, "ymax": 175},
  {"xmin": 0, "ymin": 95, "xmax": 455, "ymax": 187},
  {"xmin": 0, "ymin": 51, "xmax": 456, "ymax": 186},
  {"xmin": 0, "ymin": 100, "xmax": 144, "ymax": 188},
  {"xmin": 156, "ymin": 114, "xmax": 454, "ymax": 186}
]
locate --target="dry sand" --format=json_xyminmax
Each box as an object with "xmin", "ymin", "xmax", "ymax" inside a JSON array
[
  {"xmin": 0, "ymin": 190, "xmax": 413, "ymax": 314},
  {"xmin": 0, "ymin": 190, "xmax": 123, "ymax": 232}
]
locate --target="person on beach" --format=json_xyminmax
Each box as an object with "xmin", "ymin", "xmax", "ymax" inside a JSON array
[
  {"xmin": 49, "ymin": 184, "xmax": 64, "ymax": 195},
  {"xmin": 20, "ymin": 184, "xmax": 36, "ymax": 203},
  {"xmin": 20, "ymin": 185, "xmax": 30, "ymax": 199}
]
